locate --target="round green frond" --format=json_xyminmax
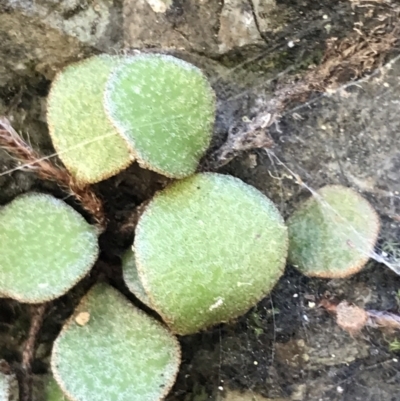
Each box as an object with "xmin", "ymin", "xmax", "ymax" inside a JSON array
[
  {"xmin": 47, "ymin": 55, "xmax": 133, "ymax": 184},
  {"xmin": 287, "ymin": 185, "xmax": 380, "ymax": 278},
  {"xmin": 44, "ymin": 376, "xmax": 68, "ymax": 401},
  {"xmin": 104, "ymin": 54, "xmax": 216, "ymax": 178},
  {"xmin": 0, "ymin": 193, "xmax": 98, "ymax": 303},
  {"xmin": 122, "ymin": 248, "xmax": 153, "ymax": 307},
  {"xmin": 51, "ymin": 283, "xmax": 181, "ymax": 401},
  {"xmin": 134, "ymin": 173, "xmax": 288, "ymax": 335}
]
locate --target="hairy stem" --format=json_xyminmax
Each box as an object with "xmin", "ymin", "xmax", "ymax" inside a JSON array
[{"xmin": 0, "ymin": 118, "xmax": 106, "ymax": 228}]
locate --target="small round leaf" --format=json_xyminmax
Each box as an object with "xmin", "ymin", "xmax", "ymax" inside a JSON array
[
  {"xmin": 51, "ymin": 283, "xmax": 180, "ymax": 401},
  {"xmin": 134, "ymin": 173, "xmax": 288, "ymax": 335},
  {"xmin": 104, "ymin": 54, "xmax": 216, "ymax": 178},
  {"xmin": 47, "ymin": 55, "xmax": 133, "ymax": 184},
  {"xmin": 287, "ymin": 185, "xmax": 380, "ymax": 278},
  {"xmin": 0, "ymin": 193, "xmax": 99, "ymax": 302}
]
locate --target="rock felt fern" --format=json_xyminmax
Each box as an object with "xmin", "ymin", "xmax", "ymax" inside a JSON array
[
  {"xmin": 51, "ymin": 283, "xmax": 181, "ymax": 401},
  {"xmin": 1, "ymin": 53, "xmax": 296, "ymax": 401},
  {"xmin": 0, "ymin": 193, "xmax": 98, "ymax": 303},
  {"xmin": 287, "ymin": 185, "xmax": 380, "ymax": 278},
  {"xmin": 47, "ymin": 55, "xmax": 133, "ymax": 184},
  {"xmin": 104, "ymin": 54, "xmax": 216, "ymax": 178},
  {"xmin": 133, "ymin": 173, "xmax": 288, "ymax": 335}
]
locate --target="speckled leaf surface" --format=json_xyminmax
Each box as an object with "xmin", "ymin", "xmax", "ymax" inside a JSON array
[
  {"xmin": 51, "ymin": 283, "xmax": 180, "ymax": 401},
  {"xmin": 287, "ymin": 185, "xmax": 380, "ymax": 278},
  {"xmin": 0, "ymin": 193, "xmax": 98, "ymax": 302},
  {"xmin": 135, "ymin": 173, "xmax": 288, "ymax": 335},
  {"xmin": 122, "ymin": 248, "xmax": 152, "ymax": 307},
  {"xmin": 104, "ymin": 54, "xmax": 215, "ymax": 178},
  {"xmin": 47, "ymin": 55, "xmax": 133, "ymax": 184}
]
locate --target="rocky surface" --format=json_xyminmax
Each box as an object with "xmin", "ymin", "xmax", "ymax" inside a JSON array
[
  {"xmin": 0, "ymin": 0, "xmax": 122, "ymax": 87},
  {"xmin": 123, "ymin": 0, "xmax": 284, "ymax": 55}
]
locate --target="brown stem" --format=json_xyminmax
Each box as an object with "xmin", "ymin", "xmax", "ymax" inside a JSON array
[
  {"xmin": 18, "ymin": 304, "xmax": 47, "ymax": 401},
  {"xmin": 0, "ymin": 118, "xmax": 106, "ymax": 228}
]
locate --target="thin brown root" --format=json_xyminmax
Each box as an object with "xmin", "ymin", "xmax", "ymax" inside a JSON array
[
  {"xmin": 18, "ymin": 303, "xmax": 47, "ymax": 401},
  {"xmin": 0, "ymin": 118, "xmax": 106, "ymax": 228}
]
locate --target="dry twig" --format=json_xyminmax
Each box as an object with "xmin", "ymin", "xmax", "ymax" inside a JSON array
[{"xmin": 0, "ymin": 118, "xmax": 106, "ymax": 228}]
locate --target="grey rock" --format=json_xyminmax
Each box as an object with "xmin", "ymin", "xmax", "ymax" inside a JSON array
[
  {"xmin": 251, "ymin": 0, "xmax": 279, "ymax": 34},
  {"xmin": 0, "ymin": 0, "xmax": 123, "ymax": 87},
  {"xmin": 218, "ymin": 0, "xmax": 264, "ymax": 54},
  {"xmin": 123, "ymin": 0, "xmax": 266, "ymax": 55}
]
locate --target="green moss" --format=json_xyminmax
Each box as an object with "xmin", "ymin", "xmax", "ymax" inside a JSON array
[
  {"xmin": 287, "ymin": 185, "xmax": 380, "ymax": 278},
  {"xmin": 134, "ymin": 173, "xmax": 288, "ymax": 335}
]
